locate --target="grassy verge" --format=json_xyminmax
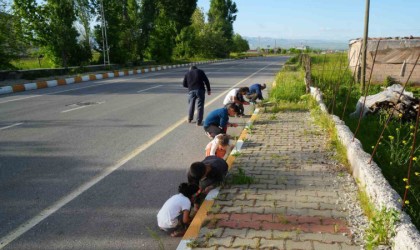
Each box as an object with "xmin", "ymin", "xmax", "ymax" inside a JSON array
[
  {"xmin": 310, "ymin": 53, "xmax": 420, "ymax": 231},
  {"xmin": 270, "ymin": 55, "xmax": 403, "ymax": 249}
]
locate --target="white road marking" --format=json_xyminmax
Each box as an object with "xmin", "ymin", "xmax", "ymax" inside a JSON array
[
  {"xmin": 60, "ymin": 106, "xmax": 87, "ymax": 113},
  {"xmin": 0, "ymin": 61, "xmax": 276, "ymax": 249},
  {"xmin": 137, "ymin": 85, "xmax": 163, "ymax": 93},
  {"xmin": 0, "ymin": 122, "xmax": 23, "ymax": 131}
]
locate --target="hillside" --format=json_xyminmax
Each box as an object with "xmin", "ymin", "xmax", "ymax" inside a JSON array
[{"xmin": 245, "ymin": 36, "xmax": 349, "ymax": 50}]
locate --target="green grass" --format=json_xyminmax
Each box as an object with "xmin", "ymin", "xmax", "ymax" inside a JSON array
[
  {"xmin": 310, "ymin": 53, "xmax": 420, "ymax": 231},
  {"xmin": 11, "ymin": 57, "xmax": 55, "ymax": 69},
  {"xmin": 269, "ymin": 70, "xmax": 306, "ymax": 103},
  {"xmin": 226, "ymin": 167, "xmax": 255, "ymax": 185}
]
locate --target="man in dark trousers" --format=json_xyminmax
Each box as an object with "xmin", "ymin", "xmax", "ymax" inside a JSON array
[{"xmin": 183, "ymin": 66, "xmax": 211, "ymax": 126}]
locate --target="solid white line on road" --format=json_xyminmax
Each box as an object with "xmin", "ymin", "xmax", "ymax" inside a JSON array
[
  {"xmin": 0, "ymin": 122, "xmax": 23, "ymax": 131},
  {"xmin": 60, "ymin": 106, "xmax": 87, "ymax": 113},
  {"xmin": 0, "ymin": 61, "xmax": 277, "ymax": 249},
  {"xmin": 137, "ymin": 85, "xmax": 163, "ymax": 93}
]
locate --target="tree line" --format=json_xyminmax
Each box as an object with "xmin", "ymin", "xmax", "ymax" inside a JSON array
[{"xmin": 0, "ymin": 0, "xmax": 250, "ymax": 69}]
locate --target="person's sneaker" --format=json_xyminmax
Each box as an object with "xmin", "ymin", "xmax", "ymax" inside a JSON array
[
  {"xmin": 187, "ymin": 119, "xmax": 192, "ymax": 123},
  {"xmin": 196, "ymin": 121, "xmax": 203, "ymax": 126},
  {"xmin": 205, "ymin": 131, "xmax": 213, "ymax": 139}
]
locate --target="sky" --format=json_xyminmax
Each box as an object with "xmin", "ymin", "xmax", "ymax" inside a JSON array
[{"xmin": 197, "ymin": 0, "xmax": 420, "ymax": 41}]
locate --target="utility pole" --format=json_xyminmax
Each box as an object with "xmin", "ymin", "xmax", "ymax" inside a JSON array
[
  {"xmin": 361, "ymin": 0, "xmax": 370, "ymax": 91},
  {"xmin": 100, "ymin": 0, "xmax": 110, "ymax": 66}
]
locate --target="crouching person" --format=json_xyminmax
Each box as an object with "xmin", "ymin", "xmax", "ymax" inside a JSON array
[
  {"xmin": 188, "ymin": 156, "xmax": 228, "ymax": 209},
  {"xmin": 157, "ymin": 183, "xmax": 199, "ymax": 237}
]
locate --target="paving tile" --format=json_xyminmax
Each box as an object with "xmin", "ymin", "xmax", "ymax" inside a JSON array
[
  {"xmin": 284, "ymin": 239, "xmax": 313, "ymax": 250},
  {"xmin": 298, "ymin": 232, "xmax": 352, "ymax": 244},
  {"xmin": 231, "ymin": 238, "xmax": 258, "ymax": 248},
  {"xmin": 246, "ymin": 229, "xmax": 273, "ymax": 239},
  {"xmin": 259, "ymin": 239, "xmax": 285, "ymax": 249},
  {"xmin": 313, "ymin": 241, "xmax": 341, "ymax": 250},
  {"xmin": 207, "ymin": 236, "xmax": 233, "ymax": 247},
  {"xmin": 222, "ymin": 228, "xmax": 248, "ymax": 238},
  {"xmin": 340, "ymin": 243, "xmax": 363, "ymax": 250}
]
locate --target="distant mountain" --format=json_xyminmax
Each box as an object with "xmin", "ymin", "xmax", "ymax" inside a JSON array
[{"xmin": 244, "ymin": 36, "xmax": 349, "ymax": 50}]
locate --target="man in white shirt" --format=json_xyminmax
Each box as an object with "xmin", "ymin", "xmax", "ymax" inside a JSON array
[{"xmin": 223, "ymin": 87, "xmax": 250, "ymax": 116}]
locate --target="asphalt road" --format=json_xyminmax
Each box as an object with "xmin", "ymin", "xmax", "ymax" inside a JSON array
[{"xmin": 0, "ymin": 56, "xmax": 288, "ymax": 250}]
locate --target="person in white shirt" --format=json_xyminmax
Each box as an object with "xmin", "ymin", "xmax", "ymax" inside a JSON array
[
  {"xmin": 223, "ymin": 87, "xmax": 250, "ymax": 116},
  {"xmin": 157, "ymin": 183, "xmax": 199, "ymax": 237}
]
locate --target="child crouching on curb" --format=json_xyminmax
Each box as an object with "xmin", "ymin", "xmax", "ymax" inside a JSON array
[
  {"xmin": 157, "ymin": 183, "xmax": 199, "ymax": 237},
  {"xmin": 205, "ymin": 134, "xmax": 231, "ymax": 159}
]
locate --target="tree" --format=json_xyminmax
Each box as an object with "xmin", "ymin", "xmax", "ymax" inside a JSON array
[
  {"xmin": 232, "ymin": 33, "xmax": 249, "ymax": 52},
  {"xmin": 147, "ymin": 0, "xmax": 196, "ymax": 62},
  {"xmin": 13, "ymin": 0, "xmax": 91, "ymax": 67},
  {"xmin": 207, "ymin": 0, "xmax": 237, "ymax": 56},
  {"xmin": 174, "ymin": 8, "xmax": 205, "ymax": 59},
  {"xmin": 198, "ymin": 25, "xmax": 228, "ymax": 58},
  {"xmin": 74, "ymin": 0, "xmax": 94, "ymax": 61},
  {"xmin": 0, "ymin": 0, "xmax": 25, "ymax": 69}
]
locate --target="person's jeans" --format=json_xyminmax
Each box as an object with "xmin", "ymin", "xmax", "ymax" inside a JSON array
[{"xmin": 188, "ymin": 89, "xmax": 205, "ymax": 122}]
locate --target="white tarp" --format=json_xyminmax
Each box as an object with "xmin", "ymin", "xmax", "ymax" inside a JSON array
[{"xmin": 350, "ymin": 84, "xmax": 413, "ymax": 117}]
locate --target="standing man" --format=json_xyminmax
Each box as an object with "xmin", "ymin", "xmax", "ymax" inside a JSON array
[{"xmin": 183, "ymin": 65, "xmax": 211, "ymax": 126}]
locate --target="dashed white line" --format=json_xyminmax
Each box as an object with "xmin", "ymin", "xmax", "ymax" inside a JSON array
[
  {"xmin": 137, "ymin": 85, "xmax": 163, "ymax": 93},
  {"xmin": 61, "ymin": 106, "xmax": 88, "ymax": 113},
  {"xmin": 0, "ymin": 122, "xmax": 23, "ymax": 131},
  {"xmin": 0, "ymin": 61, "xmax": 277, "ymax": 249}
]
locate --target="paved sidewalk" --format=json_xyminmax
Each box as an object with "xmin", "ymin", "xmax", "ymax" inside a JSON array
[{"xmin": 185, "ymin": 110, "xmax": 366, "ymax": 249}]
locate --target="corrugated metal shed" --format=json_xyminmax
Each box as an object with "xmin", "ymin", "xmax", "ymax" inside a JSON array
[{"xmin": 348, "ymin": 37, "xmax": 420, "ymax": 84}]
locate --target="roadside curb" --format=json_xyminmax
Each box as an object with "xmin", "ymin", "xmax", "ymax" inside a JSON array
[
  {"xmin": 176, "ymin": 107, "xmax": 260, "ymax": 250},
  {"xmin": 0, "ymin": 60, "xmax": 232, "ymax": 95},
  {"xmin": 310, "ymin": 86, "xmax": 420, "ymax": 249}
]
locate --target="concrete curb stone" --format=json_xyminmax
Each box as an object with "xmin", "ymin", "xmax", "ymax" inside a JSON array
[
  {"xmin": 0, "ymin": 60, "xmax": 232, "ymax": 95},
  {"xmin": 310, "ymin": 86, "xmax": 420, "ymax": 250}
]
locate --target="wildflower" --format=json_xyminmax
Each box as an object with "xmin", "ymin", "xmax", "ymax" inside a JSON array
[
  {"xmin": 399, "ymin": 113, "xmax": 403, "ymax": 118},
  {"xmin": 410, "ymin": 133, "xmax": 414, "ymax": 136},
  {"xmin": 371, "ymin": 146, "xmax": 374, "ymax": 149},
  {"xmin": 396, "ymin": 128, "xmax": 400, "ymax": 131},
  {"xmin": 410, "ymin": 125, "xmax": 414, "ymax": 130},
  {"xmin": 413, "ymin": 157, "xmax": 418, "ymax": 162},
  {"xmin": 403, "ymin": 178, "xmax": 408, "ymax": 182},
  {"xmin": 389, "ymin": 135, "xmax": 394, "ymax": 141},
  {"xmin": 402, "ymin": 140, "xmax": 407, "ymax": 145},
  {"xmin": 405, "ymin": 200, "xmax": 410, "ymax": 205},
  {"xmin": 415, "ymin": 172, "xmax": 420, "ymax": 176},
  {"xmin": 406, "ymin": 185, "xmax": 411, "ymax": 189}
]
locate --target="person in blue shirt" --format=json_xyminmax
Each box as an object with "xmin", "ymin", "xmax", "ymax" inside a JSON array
[
  {"xmin": 203, "ymin": 103, "xmax": 239, "ymax": 139},
  {"xmin": 246, "ymin": 83, "xmax": 266, "ymax": 103}
]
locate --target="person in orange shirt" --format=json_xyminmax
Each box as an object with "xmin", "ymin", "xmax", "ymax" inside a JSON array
[{"xmin": 205, "ymin": 134, "xmax": 230, "ymax": 159}]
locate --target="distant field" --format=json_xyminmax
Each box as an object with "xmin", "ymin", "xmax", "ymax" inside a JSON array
[
  {"xmin": 11, "ymin": 51, "xmax": 101, "ymax": 70},
  {"xmin": 11, "ymin": 57, "xmax": 54, "ymax": 69}
]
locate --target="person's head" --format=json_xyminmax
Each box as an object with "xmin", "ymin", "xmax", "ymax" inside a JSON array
[
  {"xmin": 189, "ymin": 65, "xmax": 197, "ymax": 71},
  {"xmin": 226, "ymin": 103, "xmax": 240, "ymax": 117},
  {"xmin": 261, "ymin": 83, "xmax": 267, "ymax": 90},
  {"xmin": 178, "ymin": 182, "xmax": 199, "ymax": 198},
  {"xmin": 239, "ymin": 87, "xmax": 249, "ymax": 95},
  {"xmin": 188, "ymin": 162, "xmax": 206, "ymax": 183},
  {"xmin": 217, "ymin": 134, "xmax": 230, "ymax": 148}
]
